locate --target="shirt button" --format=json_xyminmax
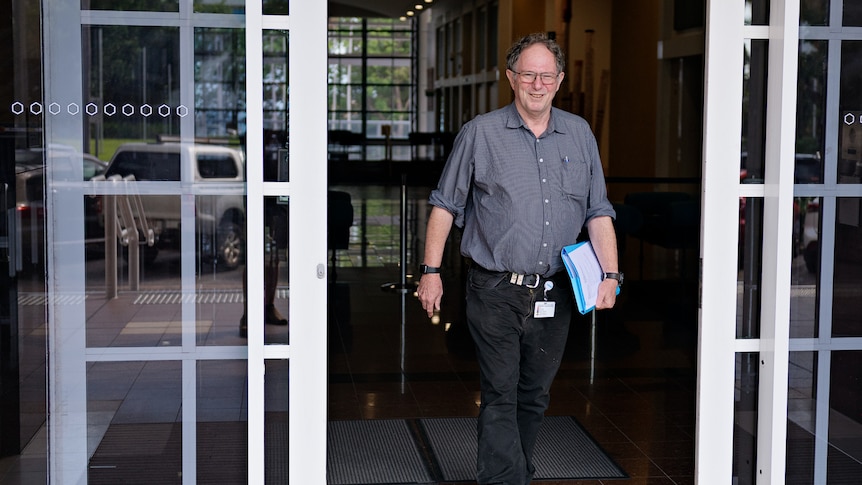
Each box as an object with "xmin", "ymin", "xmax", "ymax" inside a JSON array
[
  {"xmin": 542, "ymin": 178, "xmax": 547, "ymax": 183},
  {"xmin": 543, "ymin": 243, "xmax": 548, "ymax": 247},
  {"xmin": 544, "ymin": 199, "xmax": 549, "ymax": 203},
  {"xmin": 539, "ymin": 158, "xmax": 544, "ymax": 163},
  {"xmin": 545, "ymin": 221, "xmax": 550, "ymax": 225}
]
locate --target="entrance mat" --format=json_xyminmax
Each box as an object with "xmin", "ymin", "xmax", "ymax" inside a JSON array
[
  {"xmin": 327, "ymin": 419, "xmax": 433, "ymax": 485},
  {"xmin": 327, "ymin": 416, "xmax": 626, "ymax": 484},
  {"xmin": 418, "ymin": 416, "xmax": 627, "ymax": 482}
]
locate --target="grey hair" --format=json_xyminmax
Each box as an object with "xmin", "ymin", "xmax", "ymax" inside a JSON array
[{"xmin": 505, "ymin": 33, "xmax": 565, "ymax": 74}]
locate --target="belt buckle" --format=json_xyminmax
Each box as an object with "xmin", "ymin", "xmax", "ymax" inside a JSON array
[{"xmin": 509, "ymin": 272, "xmax": 541, "ymax": 288}]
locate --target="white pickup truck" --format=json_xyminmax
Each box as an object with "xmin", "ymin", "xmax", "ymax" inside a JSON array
[{"xmin": 100, "ymin": 142, "xmax": 246, "ymax": 269}]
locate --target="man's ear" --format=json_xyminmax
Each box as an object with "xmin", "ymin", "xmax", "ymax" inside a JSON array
[{"xmin": 504, "ymin": 69, "xmax": 517, "ymax": 90}]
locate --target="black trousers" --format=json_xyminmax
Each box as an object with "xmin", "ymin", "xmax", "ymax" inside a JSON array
[{"xmin": 465, "ymin": 267, "xmax": 573, "ymax": 485}]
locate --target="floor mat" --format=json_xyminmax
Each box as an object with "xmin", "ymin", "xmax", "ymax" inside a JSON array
[
  {"xmin": 327, "ymin": 419, "xmax": 433, "ymax": 485},
  {"xmin": 418, "ymin": 416, "xmax": 627, "ymax": 482}
]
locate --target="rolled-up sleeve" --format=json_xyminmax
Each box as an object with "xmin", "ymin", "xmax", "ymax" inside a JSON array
[
  {"xmin": 428, "ymin": 121, "xmax": 478, "ymax": 228},
  {"xmin": 582, "ymin": 125, "xmax": 616, "ymax": 222}
]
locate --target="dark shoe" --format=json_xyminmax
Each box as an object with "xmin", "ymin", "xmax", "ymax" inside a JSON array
[
  {"xmin": 239, "ymin": 314, "xmax": 248, "ymax": 338},
  {"xmin": 265, "ymin": 305, "xmax": 288, "ymax": 326}
]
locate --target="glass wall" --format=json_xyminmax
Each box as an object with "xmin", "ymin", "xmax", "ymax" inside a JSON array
[
  {"xmin": 0, "ymin": 0, "xmax": 314, "ymax": 482},
  {"xmin": 784, "ymin": 3, "xmax": 862, "ymax": 482},
  {"xmin": 327, "ymin": 17, "xmax": 415, "ymax": 161}
]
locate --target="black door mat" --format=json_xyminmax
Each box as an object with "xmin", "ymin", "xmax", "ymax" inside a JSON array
[{"xmin": 327, "ymin": 416, "xmax": 627, "ymax": 484}]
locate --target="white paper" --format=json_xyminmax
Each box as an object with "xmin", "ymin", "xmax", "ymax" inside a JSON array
[{"xmin": 561, "ymin": 241, "xmax": 606, "ymax": 314}]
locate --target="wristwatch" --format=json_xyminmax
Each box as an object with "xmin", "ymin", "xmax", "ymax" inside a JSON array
[
  {"xmin": 603, "ymin": 272, "xmax": 624, "ymax": 286},
  {"xmin": 420, "ymin": 264, "xmax": 441, "ymax": 274}
]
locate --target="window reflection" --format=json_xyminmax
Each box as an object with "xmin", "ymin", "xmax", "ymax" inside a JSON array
[
  {"xmin": 745, "ymin": 0, "xmax": 770, "ymax": 25},
  {"xmin": 733, "ymin": 352, "xmax": 758, "ymax": 485},
  {"xmin": 839, "ymin": 42, "xmax": 862, "ymax": 184},
  {"xmin": 828, "ymin": 352, "xmax": 862, "ymax": 482},
  {"xmin": 832, "ymin": 197, "xmax": 862, "ymax": 337},
  {"xmin": 87, "ymin": 361, "xmax": 182, "ymax": 482},
  {"xmin": 786, "ymin": 351, "xmax": 817, "ymax": 481},
  {"xmin": 742, "ymin": 39, "xmax": 767, "ymax": 183},
  {"xmin": 800, "ymin": 0, "xmax": 829, "ymax": 26},
  {"xmin": 83, "ymin": 0, "xmax": 178, "ymax": 12},
  {"xmin": 790, "ymin": 197, "xmax": 820, "ymax": 339},
  {"xmin": 737, "ymin": 197, "xmax": 762, "ymax": 339},
  {"xmin": 195, "ymin": 28, "xmax": 246, "ymax": 139},
  {"xmin": 83, "ymin": 25, "xmax": 180, "ymax": 153},
  {"xmin": 796, "ymin": 40, "xmax": 826, "ymax": 184}
]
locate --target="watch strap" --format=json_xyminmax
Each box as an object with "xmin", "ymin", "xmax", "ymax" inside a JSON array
[
  {"xmin": 420, "ymin": 264, "xmax": 441, "ymax": 274},
  {"xmin": 603, "ymin": 272, "xmax": 624, "ymax": 285}
]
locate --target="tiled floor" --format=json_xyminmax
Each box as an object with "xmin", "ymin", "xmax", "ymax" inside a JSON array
[{"xmin": 326, "ymin": 184, "xmax": 698, "ymax": 484}]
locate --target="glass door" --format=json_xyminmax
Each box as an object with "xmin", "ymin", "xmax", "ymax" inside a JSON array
[
  {"xmin": 701, "ymin": 1, "xmax": 862, "ymax": 483},
  {"xmin": 38, "ymin": 1, "xmax": 327, "ymax": 482}
]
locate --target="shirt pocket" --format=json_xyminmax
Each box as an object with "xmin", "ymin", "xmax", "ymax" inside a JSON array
[{"xmin": 559, "ymin": 151, "xmax": 590, "ymax": 199}]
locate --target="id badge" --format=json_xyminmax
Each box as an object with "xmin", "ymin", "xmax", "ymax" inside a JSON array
[{"xmin": 534, "ymin": 301, "xmax": 556, "ymax": 318}]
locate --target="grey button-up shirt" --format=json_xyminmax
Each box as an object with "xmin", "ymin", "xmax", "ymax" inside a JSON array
[{"xmin": 429, "ymin": 103, "xmax": 615, "ymax": 276}]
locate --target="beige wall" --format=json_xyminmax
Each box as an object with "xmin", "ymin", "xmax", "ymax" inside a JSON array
[{"xmin": 609, "ymin": 0, "xmax": 660, "ymax": 180}]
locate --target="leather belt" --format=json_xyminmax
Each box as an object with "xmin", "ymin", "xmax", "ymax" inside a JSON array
[
  {"xmin": 508, "ymin": 272, "xmax": 541, "ymax": 288},
  {"xmin": 473, "ymin": 265, "xmax": 545, "ymax": 289}
]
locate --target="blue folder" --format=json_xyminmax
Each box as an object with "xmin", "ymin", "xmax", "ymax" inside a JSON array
[{"xmin": 561, "ymin": 241, "xmax": 620, "ymax": 314}]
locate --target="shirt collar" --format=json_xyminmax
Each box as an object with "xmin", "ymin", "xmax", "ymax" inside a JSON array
[{"xmin": 504, "ymin": 103, "xmax": 567, "ymax": 136}]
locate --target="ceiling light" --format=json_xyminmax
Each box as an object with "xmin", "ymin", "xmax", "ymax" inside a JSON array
[
  {"xmin": 399, "ymin": 16, "xmax": 407, "ymax": 21},
  {"xmin": 425, "ymin": 0, "xmax": 433, "ymax": 3},
  {"xmin": 406, "ymin": 10, "xmax": 414, "ymax": 16},
  {"xmin": 415, "ymin": 4, "xmax": 423, "ymax": 9}
]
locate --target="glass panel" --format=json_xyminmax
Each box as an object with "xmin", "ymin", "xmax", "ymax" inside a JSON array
[
  {"xmin": 263, "ymin": 0, "xmax": 289, "ymax": 16},
  {"xmin": 83, "ymin": 0, "xmax": 178, "ymax": 12},
  {"xmin": 791, "ymin": 197, "xmax": 820, "ymax": 338},
  {"xmin": 832, "ymin": 197, "xmax": 862, "ymax": 337},
  {"xmin": 330, "ymin": 59, "xmax": 365, "ymax": 84},
  {"xmin": 197, "ymin": 360, "xmax": 247, "ymax": 481},
  {"xmin": 85, "ymin": 187, "xmax": 182, "ymax": 346},
  {"xmin": 195, "ymin": 28, "xmax": 246, "ymax": 139},
  {"xmin": 796, "ymin": 40, "xmax": 827, "ymax": 184},
  {"xmin": 800, "ymin": 0, "xmax": 829, "ymax": 26},
  {"xmin": 261, "ymin": 196, "xmax": 289, "ymax": 345},
  {"xmin": 196, "ymin": 192, "xmax": 246, "ymax": 345},
  {"xmin": 839, "ymin": 41, "xmax": 862, "ymax": 183},
  {"xmin": 264, "ymin": 29, "xmax": 289, "ymax": 182},
  {"xmin": 328, "ymin": 85, "xmax": 364, "ymax": 111},
  {"xmin": 328, "ymin": 21, "xmax": 364, "ymax": 56},
  {"xmin": 828, "ymin": 352, "xmax": 862, "ymax": 481},
  {"xmin": 786, "ymin": 351, "xmax": 817, "ymax": 482},
  {"xmin": 195, "ymin": 0, "xmax": 243, "ymax": 14},
  {"xmin": 843, "ymin": 2, "xmax": 862, "ymax": 27},
  {"xmin": 84, "ymin": 25, "xmax": 181, "ymax": 153},
  {"xmin": 742, "ymin": 39, "xmax": 768, "ymax": 183},
  {"xmin": 87, "ymin": 361, "xmax": 182, "ymax": 482},
  {"xmin": 265, "ymin": 360, "xmax": 289, "ymax": 482},
  {"xmin": 745, "ymin": 0, "xmax": 770, "ymax": 25},
  {"xmin": 733, "ymin": 352, "xmax": 759, "ymax": 485},
  {"xmin": 737, "ymin": 197, "xmax": 763, "ymax": 339}
]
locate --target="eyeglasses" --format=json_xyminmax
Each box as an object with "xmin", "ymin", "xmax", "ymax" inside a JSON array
[{"xmin": 511, "ymin": 70, "xmax": 559, "ymax": 85}]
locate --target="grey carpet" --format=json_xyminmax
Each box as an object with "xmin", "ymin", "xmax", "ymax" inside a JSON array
[
  {"xmin": 327, "ymin": 416, "xmax": 626, "ymax": 484},
  {"xmin": 419, "ymin": 416, "xmax": 627, "ymax": 482},
  {"xmin": 327, "ymin": 419, "xmax": 433, "ymax": 485}
]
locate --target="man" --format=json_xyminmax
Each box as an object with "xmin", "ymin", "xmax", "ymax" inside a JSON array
[{"xmin": 417, "ymin": 33, "xmax": 621, "ymax": 484}]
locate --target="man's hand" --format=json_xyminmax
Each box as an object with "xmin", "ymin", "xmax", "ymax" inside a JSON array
[
  {"xmin": 595, "ymin": 279, "xmax": 618, "ymax": 310},
  {"xmin": 417, "ymin": 274, "xmax": 443, "ymax": 318}
]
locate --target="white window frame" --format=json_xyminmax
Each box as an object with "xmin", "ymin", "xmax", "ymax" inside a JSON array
[
  {"xmin": 699, "ymin": 1, "xmax": 799, "ymax": 483},
  {"xmin": 43, "ymin": 1, "xmax": 329, "ymax": 482}
]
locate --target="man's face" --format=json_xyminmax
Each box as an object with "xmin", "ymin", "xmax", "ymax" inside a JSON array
[{"xmin": 506, "ymin": 44, "xmax": 564, "ymax": 119}]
